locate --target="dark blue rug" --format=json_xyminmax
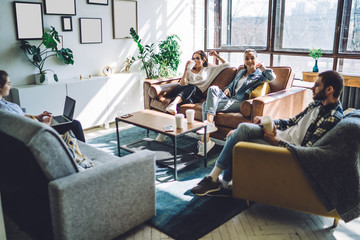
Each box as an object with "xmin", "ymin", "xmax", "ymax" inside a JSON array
[{"xmin": 88, "ymin": 126, "xmax": 248, "ymax": 240}]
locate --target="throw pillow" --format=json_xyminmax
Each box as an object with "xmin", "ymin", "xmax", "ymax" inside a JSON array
[
  {"xmin": 249, "ymin": 82, "xmax": 271, "ymax": 99},
  {"xmin": 61, "ymin": 130, "xmax": 94, "ymax": 171}
]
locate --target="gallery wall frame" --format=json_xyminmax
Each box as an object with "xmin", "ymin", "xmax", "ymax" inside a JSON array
[
  {"xmin": 13, "ymin": 1, "xmax": 44, "ymax": 40},
  {"xmin": 88, "ymin": 0, "xmax": 109, "ymax": 5},
  {"xmin": 61, "ymin": 16, "xmax": 73, "ymax": 31},
  {"xmin": 112, "ymin": 0, "xmax": 137, "ymax": 39},
  {"xmin": 44, "ymin": 0, "xmax": 76, "ymax": 15},
  {"xmin": 79, "ymin": 18, "xmax": 103, "ymax": 44}
]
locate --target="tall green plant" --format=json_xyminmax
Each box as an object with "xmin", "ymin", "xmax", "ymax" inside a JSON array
[
  {"xmin": 154, "ymin": 35, "xmax": 181, "ymax": 78},
  {"xmin": 130, "ymin": 27, "xmax": 156, "ymax": 79},
  {"xmin": 19, "ymin": 26, "xmax": 74, "ymax": 83},
  {"xmin": 129, "ymin": 28, "xmax": 181, "ymax": 79}
]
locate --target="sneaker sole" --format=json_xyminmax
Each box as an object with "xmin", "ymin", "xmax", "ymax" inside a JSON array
[{"xmin": 192, "ymin": 187, "xmax": 221, "ymax": 196}]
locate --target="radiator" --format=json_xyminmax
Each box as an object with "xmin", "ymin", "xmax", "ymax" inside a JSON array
[{"xmin": 341, "ymin": 86, "xmax": 360, "ymax": 110}]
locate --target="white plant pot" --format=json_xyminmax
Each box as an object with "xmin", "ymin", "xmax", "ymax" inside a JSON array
[{"xmin": 34, "ymin": 73, "xmax": 49, "ymax": 85}]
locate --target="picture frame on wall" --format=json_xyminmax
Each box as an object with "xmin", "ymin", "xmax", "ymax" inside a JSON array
[
  {"xmin": 61, "ymin": 16, "xmax": 72, "ymax": 31},
  {"xmin": 79, "ymin": 18, "xmax": 103, "ymax": 44},
  {"xmin": 112, "ymin": 0, "xmax": 137, "ymax": 39},
  {"xmin": 88, "ymin": 0, "xmax": 109, "ymax": 5},
  {"xmin": 44, "ymin": 0, "xmax": 76, "ymax": 15},
  {"xmin": 13, "ymin": 1, "xmax": 44, "ymax": 40}
]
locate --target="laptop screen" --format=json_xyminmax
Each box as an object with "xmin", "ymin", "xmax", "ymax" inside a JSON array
[{"xmin": 63, "ymin": 96, "xmax": 76, "ymax": 120}]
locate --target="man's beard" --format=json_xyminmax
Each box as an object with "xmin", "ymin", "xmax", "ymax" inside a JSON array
[{"xmin": 313, "ymin": 88, "xmax": 327, "ymax": 100}]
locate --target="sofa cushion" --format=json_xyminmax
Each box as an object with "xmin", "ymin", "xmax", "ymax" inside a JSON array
[
  {"xmin": 61, "ymin": 130, "xmax": 94, "ymax": 171},
  {"xmin": 0, "ymin": 111, "xmax": 78, "ymax": 181},
  {"xmin": 249, "ymin": 82, "xmax": 271, "ymax": 99}
]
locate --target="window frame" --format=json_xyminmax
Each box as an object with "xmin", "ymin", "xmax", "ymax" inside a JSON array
[{"xmin": 205, "ymin": 0, "xmax": 360, "ymax": 69}]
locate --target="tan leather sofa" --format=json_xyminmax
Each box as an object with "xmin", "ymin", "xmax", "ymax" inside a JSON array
[
  {"xmin": 144, "ymin": 66, "xmax": 309, "ymax": 140},
  {"xmin": 232, "ymin": 142, "xmax": 341, "ymax": 227}
]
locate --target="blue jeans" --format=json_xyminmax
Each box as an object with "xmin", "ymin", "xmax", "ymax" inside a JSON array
[
  {"xmin": 216, "ymin": 122, "xmax": 270, "ymax": 182},
  {"xmin": 202, "ymin": 86, "xmax": 241, "ymax": 120}
]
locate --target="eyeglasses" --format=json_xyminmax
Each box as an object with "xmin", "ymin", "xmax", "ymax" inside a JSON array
[{"xmin": 192, "ymin": 57, "xmax": 201, "ymax": 60}]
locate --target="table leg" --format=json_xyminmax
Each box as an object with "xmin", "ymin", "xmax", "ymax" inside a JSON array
[
  {"xmin": 204, "ymin": 125, "xmax": 207, "ymax": 167},
  {"xmin": 172, "ymin": 136, "xmax": 178, "ymax": 180},
  {"xmin": 116, "ymin": 119, "xmax": 121, "ymax": 157}
]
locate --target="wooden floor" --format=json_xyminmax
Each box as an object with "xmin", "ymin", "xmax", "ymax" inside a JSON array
[
  {"xmin": 87, "ymin": 124, "xmax": 360, "ymax": 240},
  {"xmin": 4, "ymin": 124, "xmax": 360, "ymax": 240}
]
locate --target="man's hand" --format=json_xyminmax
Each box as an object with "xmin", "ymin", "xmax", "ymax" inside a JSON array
[
  {"xmin": 226, "ymin": 129, "xmax": 235, "ymax": 139},
  {"xmin": 223, "ymin": 88, "xmax": 231, "ymax": 97},
  {"xmin": 262, "ymin": 125, "xmax": 280, "ymax": 146},
  {"xmin": 42, "ymin": 116, "xmax": 53, "ymax": 125}
]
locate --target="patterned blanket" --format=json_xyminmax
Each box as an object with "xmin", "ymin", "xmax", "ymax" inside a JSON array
[{"xmin": 287, "ymin": 110, "xmax": 360, "ymax": 222}]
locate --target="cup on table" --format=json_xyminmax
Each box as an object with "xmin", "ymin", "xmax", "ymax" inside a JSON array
[
  {"xmin": 187, "ymin": 60, "xmax": 195, "ymax": 70},
  {"xmin": 185, "ymin": 109, "xmax": 195, "ymax": 124},
  {"xmin": 175, "ymin": 113, "xmax": 184, "ymax": 129}
]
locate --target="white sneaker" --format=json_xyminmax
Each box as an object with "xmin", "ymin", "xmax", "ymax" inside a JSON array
[
  {"xmin": 165, "ymin": 102, "xmax": 177, "ymax": 115},
  {"xmin": 197, "ymin": 120, "xmax": 218, "ymax": 135},
  {"xmin": 197, "ymin": 140, "xmax": 215, "ymax": 156},
  {"xmin": 155, "ymin": 133, "xmax": 167, "ymax": 142}
]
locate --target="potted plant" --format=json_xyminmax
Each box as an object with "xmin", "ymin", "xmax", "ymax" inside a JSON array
[
  {"xmin": 309, "ymin": 48, "xmax": 322, "ymax": 72},
  {"xmin": 129, "ymin": 27, "xmax": 181, "ymax": 79},
  {"xmin": 154, "ymin": 34, "xmax": 181, "ymax": 78},
  {"xmin": 19, "ymin": 26, "xmax": 74, "ymax": 84}
]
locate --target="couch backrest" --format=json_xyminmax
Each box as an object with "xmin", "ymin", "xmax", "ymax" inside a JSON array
[
  {"xmin": 0, "ymin": 110, "xmax": 78, "ymax": 181},
  {"xmin": 233, "ymin": 66, "xmax": 295, "ymax": 93},
  {"xmin": 206, "ymin": 67, "xmax": 237, "ymax": 97}
]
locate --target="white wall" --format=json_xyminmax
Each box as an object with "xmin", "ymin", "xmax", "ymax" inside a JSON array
[{"xmin": 0, "ymin": 0, "xmax": 197, "ymax": 86}]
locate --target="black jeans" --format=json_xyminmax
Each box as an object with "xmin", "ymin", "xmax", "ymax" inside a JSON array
[
  {"xmin": 165, "ymin": 84, "xmax": 203, "ymax": 105},
  {"xmin": 52, "ymin": 119, "xmax": 86, "ymax": 142}
]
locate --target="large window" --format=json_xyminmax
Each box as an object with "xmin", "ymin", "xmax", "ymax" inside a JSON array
[{"xmin": 205, "ymin": 0, "xmax": 360, "ymax": 76}]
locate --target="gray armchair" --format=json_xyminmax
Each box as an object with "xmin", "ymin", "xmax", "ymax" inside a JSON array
[{"xmin": 0, "ymin": 110, "xmax": 156, "ymax": 240}]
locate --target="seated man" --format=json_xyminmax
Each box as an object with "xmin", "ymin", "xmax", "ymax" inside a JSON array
[
  {"xmin": 191, "ymin": 70, "xmax": 344, "ymax": 196},
  {"xmin": 0, "ymin": 70, "xmax": 85, "ymax": 142}
]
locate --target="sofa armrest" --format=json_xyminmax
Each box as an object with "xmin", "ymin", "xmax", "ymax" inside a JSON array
[
  {"xmin": 148, "ymin": 82, "xmax": 180, "ymax": 99},
  {"xmin": 48, "ymin": 150, "xmax": 156, "ymax": 240},
  {"xmin": 144, "ymin": 77, "xmax": 181, "ymax": 109},
  {"xmin": 251, "ymin": 87, "xmax": 309, "ymax": 122},
  {"xmin": 232, "ymin": 142, "xmax": 339, "ymax": 217}
]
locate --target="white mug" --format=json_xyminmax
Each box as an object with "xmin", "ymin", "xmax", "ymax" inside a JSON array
[
  {"xmin": 261, "ymin": 116, "xmax": 274, "ymax": 132},
  {"xmin": 187, "ymin": 60, "xmax": 195, "ymax": 70},
  {"xmin": 175, "ymin": 114, "xmax": 184, "ymax": 129},
  {"xmin": 185, "ymin": 109, "xmax": 195, "ymax": 123}
]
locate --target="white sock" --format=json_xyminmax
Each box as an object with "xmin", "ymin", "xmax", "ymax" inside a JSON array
[
  {"xmin": 219, "ymin": 178, "xmax": 229, "ymax": 188},
  {"xmin": 209, "ymin": 166, "xmax": 222, "ymax": 182}
]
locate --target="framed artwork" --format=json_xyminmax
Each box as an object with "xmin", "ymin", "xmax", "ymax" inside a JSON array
[
  {"xmin": 44, "ymin": 0, "xmax": 76, "ymax": 15},
  {"xmin": 112, "ymin": 0, "xmax": 137, "ymax": 39},
  {"xmin": 79, "ymin": 18, "xmax": 102, "ymax": 44},
  {"xmin": 57, "ymin": 35, "xmax": 63, "ymax": 50},
  {"xmin": 61, "ymin": 16, "xmax": 72, "ymax": 31},
  {"xmin": 88, "ymin": 0, "xmax": 108, "ymax": 5},
  {"xmin": 13, "ymin": 2, "xmax": 44, "ymax": 40}
]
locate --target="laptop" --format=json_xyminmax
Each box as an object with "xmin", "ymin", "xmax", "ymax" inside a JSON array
[{"xmin": 51, "ymin": 96, "xmax": 76, "ymax": 126}]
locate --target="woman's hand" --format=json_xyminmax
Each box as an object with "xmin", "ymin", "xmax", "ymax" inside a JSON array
[
  {"xmin": 223, "ymin": 88, "xmax": 231, "ymax": 97},
  {"xmin": 36, "ymin": 111, "xmax": 52, "ymax": 122},
  {"xmin": 209, "ymin": 50, "xmax": 217, "ymax": 57},
  {"xmin": 256, "ymin": 62, "xmax": 266, "ymax": 71},
  {"xmin": 253, "ymin": 116, "xmax": 262, "ymax": 125}
]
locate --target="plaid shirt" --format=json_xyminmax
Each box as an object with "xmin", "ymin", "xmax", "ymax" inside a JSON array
[{"xmin": 274, "ymin": 100, "xmax": 344, "ymax": 148}]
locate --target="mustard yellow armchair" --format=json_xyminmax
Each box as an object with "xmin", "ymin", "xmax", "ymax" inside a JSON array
[{"xmin": 232, "ymin": 142, "xmax": 341, "ymax": 227}]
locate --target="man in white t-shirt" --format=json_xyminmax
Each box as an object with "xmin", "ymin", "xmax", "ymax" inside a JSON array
[{"xmin": 191, "ymin": 70, "xmax": 344, "ymax": 196}]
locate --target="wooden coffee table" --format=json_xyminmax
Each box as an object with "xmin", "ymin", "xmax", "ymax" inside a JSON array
[{"xmin": 115, "ymin": 109, "xmax": 207, "ymax": 179}]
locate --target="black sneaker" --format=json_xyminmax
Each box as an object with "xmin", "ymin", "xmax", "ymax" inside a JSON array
[{"xmin": 191, "ymin": 176, "xmax": 221, "ymax": 196}]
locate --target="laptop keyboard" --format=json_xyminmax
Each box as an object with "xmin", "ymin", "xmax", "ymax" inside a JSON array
[{"xmin": 53, "ymin": 116, "xmax": 68, "ymax": 123}]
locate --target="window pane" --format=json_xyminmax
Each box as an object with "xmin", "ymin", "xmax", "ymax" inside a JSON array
[
  {"xmin": 274, "ymin": 0, "xmax": 338, "ymax": 51},
  {"xmin": 337, "ymin": 59, "xmax": 360, "ymax": 74},
  {"xmin": 229, "ymin": 0, "xmax": 269, "ymax": 48},
  {"xmin": 218, "ymin": 52, "xmax": 270, "ymax": 67},
  {"xmin": 273, "ymin": 55, "xmax": 333, "ymax": 79},
  {"xmin": 339, "ymin": 0, "xmax": 360, "ymax": 52},
  {"xmin": 206, "ymin": 0, "xmax": 269, "ymax": 49}
]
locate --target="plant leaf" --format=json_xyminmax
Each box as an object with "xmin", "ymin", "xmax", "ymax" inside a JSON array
[{"xmin": 53, "ymin": 73, "xmax": 58, "ymax": 82}]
